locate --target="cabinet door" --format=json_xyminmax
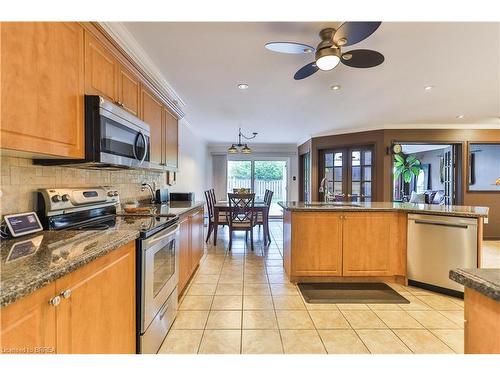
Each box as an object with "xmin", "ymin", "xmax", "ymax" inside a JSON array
[
  {"xmin": 163, "ymin": 108, "xmax": 179, "ymax": 169},
  {"xmin": 0, "ymin": 283, "xmax": 57, "ymax": 354},
  {"xmin": 55, "ymin": 242, "xmax": 135, "ymax": 354},
  {"xmin": 190, "ymin": 209, "xmax": 204, "ymax": 271},
  {"xmin": 342, "ymin": 212, "xmax": 404, "ymax": 276},
  {"xmin": 1, "ymin": 22, "xmax": 85, "ymax": 158},
  {"xmin": 84, "ymin": 31, "xmax": 118, "ymax": 101},
  {"xmin": 178, "ymin": 217, "xmax": 192, "ymax": 294},
  {"xmin": 117, "ymin": 64, "xmax": 141, "ymax": 116},
  {"xmin": 291, "ymin": 212, "xmax": 343, "ymax": 277},
  {"xmin": 141, "ymin": 88, "xmax": 163, "ymax": 165}
]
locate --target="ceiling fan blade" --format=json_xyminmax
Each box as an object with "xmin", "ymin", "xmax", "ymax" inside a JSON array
[
  {"xmin": 341, "ymin": 49, "xmax": 384, "ymax": 68},
  {"xmin": 294, "ymin": 62, "xmax": 319, "ymax": 80},
  {"xmin": 333, "ymin": 22, "xmax": 381, "ymax": 47},
  {"xmin": 265, "ymin": 42, "xmax": 315, "ymax": 54}
]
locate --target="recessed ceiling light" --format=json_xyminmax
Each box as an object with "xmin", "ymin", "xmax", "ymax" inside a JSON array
[
  {"xmin": 424, "ymin": 85, "xmax": 434, "ymax": 91},
  {"xmin": 237, "ymin": 83, "xmax": 249, "ymax": 90},
  {"xmin": 330, "ymin": 85, "xmax": 342, "ymax": 91},
  {"xmin": 456, "ymin": 114, "xmax": 465, "ymax": 119}
]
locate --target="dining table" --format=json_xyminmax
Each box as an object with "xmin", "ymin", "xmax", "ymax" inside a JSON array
[{"xmin": 213, "ymin": 200, "xmax": 270, "ymax": 246}]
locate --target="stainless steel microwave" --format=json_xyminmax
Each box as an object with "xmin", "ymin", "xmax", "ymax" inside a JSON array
[{"xmin": 36, "ymin": 95, "xmax": 153, "ymax": 170}]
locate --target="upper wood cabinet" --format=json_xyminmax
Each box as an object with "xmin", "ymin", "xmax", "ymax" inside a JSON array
[
  {"xmin": 0, "ymin": 22, "xmax": 85, "ymax": 158},
  {"xmin": 84, "ymin": 32, "xmax": 118, "ymax": 102},
  {"xmin": 163, "ymin": 108, "xmax": 179, "ymax": 170},
  {"xmin": 0, "ymin": 283, "xmax": 57, "ymax": 354},
  {"xmin": 141, "ymin": 87, "xmax": 164, "ymax": 165},
  {"xmin": 342, "ymin": 212, "xmax": 406, "ymax": 277},
  {"xmin": 291, "ymin": 212, "xmax": 343, "ymax": 277},
  {"xmin": 117, "ymin": 64, "xmax": 141, "ymax": 117}
]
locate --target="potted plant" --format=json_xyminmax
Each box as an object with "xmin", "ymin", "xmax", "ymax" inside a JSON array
[{"xmin": 394, "ymin": 154, "xmax": 422, "ymax": 199}]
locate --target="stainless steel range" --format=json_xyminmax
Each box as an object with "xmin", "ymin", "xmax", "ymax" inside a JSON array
[{"xmin": 36, "ymin": 187, "xmax": 180, "ymax": 354}]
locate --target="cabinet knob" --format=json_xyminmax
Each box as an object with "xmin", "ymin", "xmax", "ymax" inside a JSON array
[
  {"xmin": 49, "ymin": 296, "xmax": 61, "ymax": 306},
  {"xmin": 61, "ymin": 289, "xmax": 72, "ymax": 299}
]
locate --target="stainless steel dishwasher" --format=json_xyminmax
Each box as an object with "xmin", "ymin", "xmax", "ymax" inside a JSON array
[{"xmin": 407, "ymin": 214, "xmax": 478, "ymax": 295}]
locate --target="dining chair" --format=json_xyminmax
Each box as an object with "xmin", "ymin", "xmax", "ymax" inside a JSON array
[
  {"xmin": 227, "ymin": 193, "xmax": 256, "ymax": 251},
  {"xmin": 204, "ymin": 189, "xmax": 228, "ymax": 243},
  {"xmin": 255, "ymin": 189, "xmax": 273, "ymax": 243}
]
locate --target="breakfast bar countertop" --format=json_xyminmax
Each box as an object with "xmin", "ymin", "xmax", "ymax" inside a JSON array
[
  {"xmin": 278, "ymin": 201, "xmax": 489, "ymax": 218},
  {"xmin": 449, "ymin": 268, "xmax": 500, "ymax": 301}
]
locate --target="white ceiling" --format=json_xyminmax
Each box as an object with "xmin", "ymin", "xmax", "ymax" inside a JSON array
[{"xmin": 122, "ymin": 22, "xmax": 500, "ymax": 144}]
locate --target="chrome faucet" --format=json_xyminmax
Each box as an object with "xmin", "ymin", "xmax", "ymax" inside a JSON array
[
  {"xmin": 319, "ymin": 177, "xmax": 333, "ymax": 203},
  {"xmin": 141, "ymin": 182, "xmax": 156, "ymax": 204}
]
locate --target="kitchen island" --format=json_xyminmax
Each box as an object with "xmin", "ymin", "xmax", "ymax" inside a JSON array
[{"xmin": 279, "ymin": 201, "xmax": 488, "ymax": 284}]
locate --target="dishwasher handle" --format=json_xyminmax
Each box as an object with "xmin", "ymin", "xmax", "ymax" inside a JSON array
[{"xmin": 413, "ymin": 219, "xmax": 469, "ymax": 229}]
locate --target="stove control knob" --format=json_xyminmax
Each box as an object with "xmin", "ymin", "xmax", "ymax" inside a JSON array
[
  {"xmin": 113, "ymin": 191, "xmax": 119, "ymax": 196},
  {"xmin": 61, "ymin": 194, "xmax": 70, "ymax": 202},
  {"xmin": 107, "ymin": 191, "xmax": 114, "ymax": 197},
  {"xmin": 52, "ymin": 195, "xmax": 62, "ymax": 202}
]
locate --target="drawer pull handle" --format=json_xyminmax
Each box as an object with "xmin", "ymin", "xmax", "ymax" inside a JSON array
[
  {"xmin": 61, "ymin": 289, "xmax": 72, "ymax": 299},
  {"xmin": 49, "ymin": 296, "xmax": 61, "ymax": 306}
]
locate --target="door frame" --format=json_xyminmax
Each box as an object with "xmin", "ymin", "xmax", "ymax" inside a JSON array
[
  {"xmin": 318, "ymin": 144, "xmax": 376, "ymax": 202},
  {"xmin": 227, "ymin": 155, "xmax": 291, "ymax": 216},
  {"xmin": 389, "ymin": 141, "xmax": 463, "ymax": 204}
]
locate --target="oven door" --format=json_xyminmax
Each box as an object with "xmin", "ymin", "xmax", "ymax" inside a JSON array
[
  {"xmin": 141, "ymin": 224, "xmax": 179, "ymax": 331},
  {"xmin": 99, "ymin": 111, "xmax": 150, "ymax": 168}
]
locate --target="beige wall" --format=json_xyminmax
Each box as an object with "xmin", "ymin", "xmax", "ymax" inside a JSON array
[{"xmin": 0, "ymin": 156, "xmax": 166, "ymax": 216}]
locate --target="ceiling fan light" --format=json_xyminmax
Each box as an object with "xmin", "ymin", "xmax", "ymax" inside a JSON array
[
  {"xmin": 228, "ymin": 145, "xmax": 239, "ymax": 154},
  {"xmin": 315, "ymin": 48, "xmax": 341, "ymax": 71}
]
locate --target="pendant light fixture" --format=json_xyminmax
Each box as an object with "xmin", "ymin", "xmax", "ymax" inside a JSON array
[{"xmin": 228, "ymin": 128, "xmax": 258, "ymax": 154}]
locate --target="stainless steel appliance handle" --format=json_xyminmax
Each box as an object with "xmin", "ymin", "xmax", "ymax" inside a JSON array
[
  {"xmin": 148, "ymin": 226, "xmax": 180, "ymax": 245},
  {"xmin": 413, "ymin": 219, "xmax": 469, "ymax": 229},
  {"xmin": 133, "ymin": 131, "xmax": 148, "ymax": 163}
]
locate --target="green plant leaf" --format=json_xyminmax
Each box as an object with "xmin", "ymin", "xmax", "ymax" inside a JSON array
[
  {"xmin": 403, "ymin": 170, "xmax": 412, "ymax": 183},
  {"xmin": 394, "ymin": 154, "xmax": 404, "ymax": 163},
  {"xmin": 411, "ymin": 166, "xmax": 421, "ymax": 176}
]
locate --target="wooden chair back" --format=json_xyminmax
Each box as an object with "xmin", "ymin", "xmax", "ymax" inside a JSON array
[{"xmin": 227, "ymin": 193, "xmax": 255, "ymax": 228}]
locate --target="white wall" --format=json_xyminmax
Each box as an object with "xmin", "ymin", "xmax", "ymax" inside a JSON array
[
  {"xmin": 207, "ymin": 143, "xmax": 299, "ymax": 201},
  {"xmin": 169, "ymin": 119, "xmax": 209, "ymax": 201}
]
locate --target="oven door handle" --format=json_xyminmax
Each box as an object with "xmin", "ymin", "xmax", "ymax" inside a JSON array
[{"xmin": 147, "ymin": 227, "xmax": 180, "ymax": 245}]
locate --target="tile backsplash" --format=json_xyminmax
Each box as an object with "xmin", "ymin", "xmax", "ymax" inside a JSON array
[{"xmin": 0, "ymin": 156, "xmax": 167, "ymax": 216}]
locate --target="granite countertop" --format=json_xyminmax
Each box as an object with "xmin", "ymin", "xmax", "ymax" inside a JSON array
[
  {"xmin": 0, "ymin": 201, "xmax": 205, "ymax": 308},
  {"xmin": 449, "ymin": 268, "xmax": 500, "ymax": 301},
  {"xmin": 278, "ymin": 201, "xmax": 489, "ymax": 218}
]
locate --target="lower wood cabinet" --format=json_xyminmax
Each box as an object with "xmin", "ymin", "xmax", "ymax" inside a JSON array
[
  {"xmin": 284, "ymin": 211, "xmax": 406, "ymax": 281},
  {"xmin": 0, "ymin": 241, "xmax": 136, "ymax": 354},
  {"xmin": 178, "ymin": 208, "xmax": 205, "ymax": 295},
  {"xmin": 464, "ymin": 287, "xmax": 500, "ymax": 354},
  {"xmin": 342, "ymin": 212, "xmax": 406, "ymax": 276}
]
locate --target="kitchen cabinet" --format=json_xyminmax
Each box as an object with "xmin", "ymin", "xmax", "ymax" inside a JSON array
[
  {"xmin": 163, "ymin": 107, "xmax": 179, "ymax": 169},
  {"xmin": 342, "ymin": 212, "xmax": 405, "ymax": 276},
  {"xmin": 464, "ymin": 287, "xmax": 500, "ymax": 354},
  {"xmin": 0, "ymin": 283, "xmax": 57, "ymax": 354},
  {"xmin": 178, "ymin": 208, "xmax": 205, "ymax": 295},
  {"xmin": 190, "ymin": 209, "xmax": 204, "ymax": 269},
  {"xmin": 178, "ymin": 217, "xmax": 192, "ymax": 294},
  {"xmin": 117, "ymin": 64, "xmax": 141, "ymax": 117},
  {"xmin": 283, "ymin": 211, "xmax": 406, "ymax": 282},
  {"xmin": 141, "ymin": 87, "xmax": 164, "ymax": 165},
  {"xmin": 0, "ymin": 241, "xmax": 135, "ymax": 354},
  {"xmin": 0, "ymin": 22, "xmax": 85, "ymax": 158},
  {"xmin": 290, "ymin": 212, "xmax": 343, "ymax": 277},
  {"xmin": 84, "ymin": 31, "xmax": 119, "ymax": 102}
]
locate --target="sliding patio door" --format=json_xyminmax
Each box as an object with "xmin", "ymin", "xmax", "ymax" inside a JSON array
[{"xmin": 227, "ymin": 159, "xmax": 288, "ymax": 217}]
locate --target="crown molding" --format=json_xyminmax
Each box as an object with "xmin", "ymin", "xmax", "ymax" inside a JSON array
[{"xmin": 99, "ymin": 22, "xmax": 186, "ymax": 118}]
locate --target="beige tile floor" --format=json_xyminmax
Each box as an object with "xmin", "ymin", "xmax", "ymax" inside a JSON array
[{"xmin": 159, "ymin": 222, "xmax": 500, "ymax": 355}]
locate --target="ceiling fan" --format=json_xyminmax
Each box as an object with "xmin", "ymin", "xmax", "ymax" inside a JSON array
[{"xmin": 265, "ymin": 22, "xmax": 384, "ymax": 80}]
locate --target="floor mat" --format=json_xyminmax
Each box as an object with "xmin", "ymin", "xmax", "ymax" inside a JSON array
[{"xmin": 297, "ymin": 282, "xmax": 410, "ymax": 304}]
